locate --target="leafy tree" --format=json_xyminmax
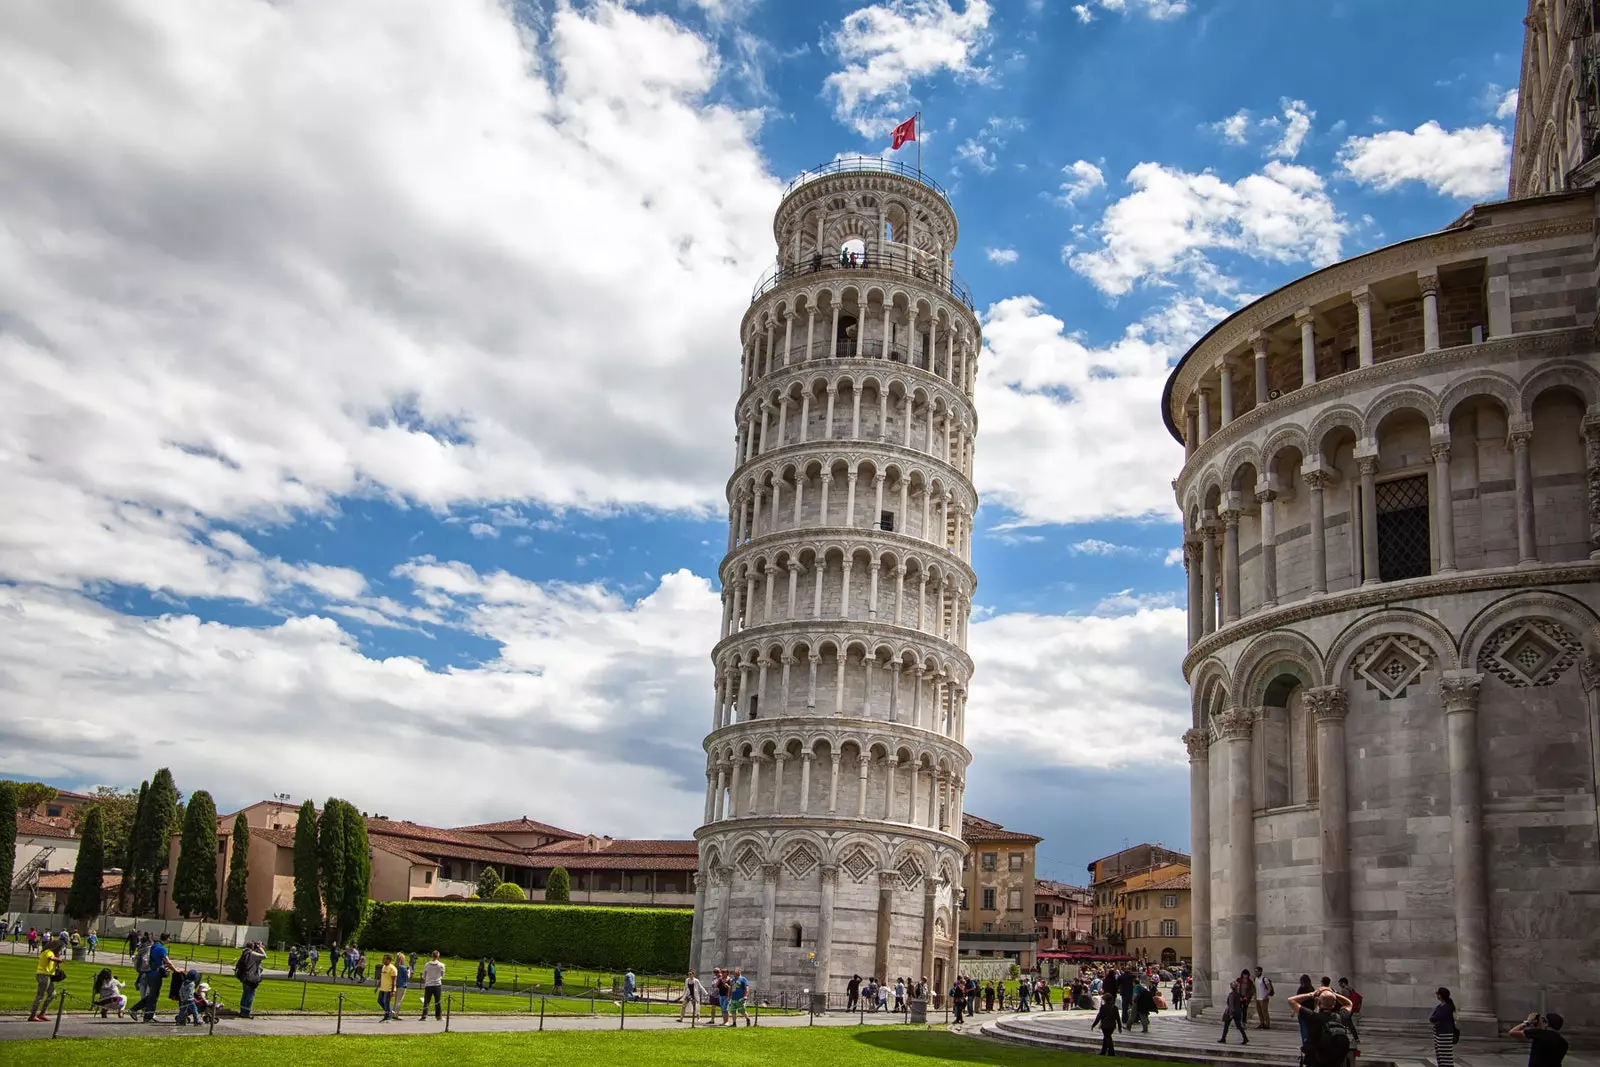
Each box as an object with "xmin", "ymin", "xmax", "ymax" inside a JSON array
[
  {"xmin": 66, "ymin": 805, "xmax": 107, "ymax": 925},
  {"xmin": 71, "ymin": 786, "xmax": 139, "ymax": 869},
  {"xmin": 13, "ymin": 781, "xmax": 58, "ymax": 817},
  {"xmin": 122, "ymin": 781, "xmax": 149, "ymax": 913},
  {"xmin": 477, "ymin": 866, "xmax": 501, "ymax": 898},
  {"xmin": 546, "ymin": 866, "xmax": 570, "ymax": 903},
  {"xmin": 133, "ymin": 769, "xmax": 180, "ymax": 915},
  {"xmin": 172, "ymin": 789, "xmax": 219, "ymax": 919},
  {"xmin": 490, "ymin": 881, "xmax": 526, "ymax": 901},
  {"xmin": 0, "ymin": 782, "xmax": 17, "ymax": 911},
  {"xmin": 224, "ymin": 812, "xmax": 251, "ymax": 924},
  {"xmin": 338, "ymin": 802, "xmax": 370, "ymax": 941},
  {"xmin": 317, "ymin": 800, "xmax": 347, "ymax": 938},
  {"xmin": 292, "ymin": 800, "xmax": 322, "ymax": 942}
]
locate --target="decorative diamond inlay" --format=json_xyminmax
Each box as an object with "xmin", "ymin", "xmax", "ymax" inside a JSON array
[
  {"xmin": 735, "ymin": 846, "xmax": 763, "ymax": 881},
  {"xmin": 1479, "ymin": 620, "xmax": 1583, "ymax": 688},
  {"xmin": 783, "ymin": 845, "xmax": 818, "ymax": 879},
  {"xmin": 841, "ymin": 848, "xmax": 875, "ymax": 883},
  {"xmin": 896, "ymin": 855, "xmax": 924, "ymax": 890},
  {"xmin": 1355, "ymin": 635, "xmax": 1429, "ymax": 700}
]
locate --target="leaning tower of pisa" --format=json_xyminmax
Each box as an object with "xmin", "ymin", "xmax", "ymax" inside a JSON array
[{"xmin": 690, "ymin": 158, "xmax": 982, "ymax": 1000}]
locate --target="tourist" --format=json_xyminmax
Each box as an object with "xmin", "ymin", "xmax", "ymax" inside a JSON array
[
  {"xmin": 1509, "ymin": 1012, "xmax": 1568, "ymax": 1067},
  {"xmin": 1254, "ymin": 966, "xmax": 1275, "ymax": 1029},
  {"xmin": 678, "ymin": 970, "xmax": 702, "ymax": 1021},
  {"xmin": 476, "ymin": 957, "xmax": 488, "ymax": 990},
  {"xmin": 28, "ymin": 938, "xmax": 61, "ymax": 1022},
  {"xmin": 1090, "ymin": 988, "xmax": 1120, "ymax": 1055},
  {"xmin": 86, "ymin": 931, "xmax": 97, "ymax": 954},
  {"xmin": 846, "ymin": 973, "xmax": 860, "ymax": 1012},
  {"xmin": 393, "ymin": 952, "xmax": 410, "ymax": 1015},
  {"xmin": 487, "ymin": 958, "xmax": 498, "ymax": 989},
  {"xmin": 175, "ymin": 969, "xmax": 203, "ymax": 1026},
  {"xmin": 967, "ymin": 976, "xmax": 980, "ymax": 1013},
  {"xmin": 984, "ymin": 981, "xmax": 995, "ymax": 1012},
  {"xmin": 1172, "ymin": 976, "xmax": 1185, "ymax": 1010},
  {"xmin": 623, "ymin": 967, "xmax": 636, "ymax": 1002},
  {"xmin": 894, "ymin": 977, "xmax": 906, "ymax": 1012},
  {"xmin": 235, "ymin": 940, "xmax": 266, "ymax": 1020},
  {"xmin": 1119, "ymin": 968, "xmax": 1136, "ymax": 1026},
  {"xmin": 1038, "ymin": 976, "xmax": 1054, "ymax": 1011},
  {"xmin": 1218, "ymin": 972, "xmax": 1249, "ymax": 1045},
  {"xmin": 286, "ymin": 946, "xmax": 298, "ymax": 980},
  {"xmin": 194, "ymin": 979, "xmax": 222, "ymax": 1023},
  {"xmin": 1293, "ymin": 975, "xmax": 1316, "ymax": 1047},
  {"xmin": 715, "ymin": 967, "xmax": 732, "ymax": 1024},
  {"xmin": 27, "ymin": 927, "xmax": 38, "ymax": 951},
  {"xmin": 1430, "ymin": 987, "xmax": 1461, "ymax": 1067},
  {"xmin": 1338, "ymin": 978, "xmax": 1362, "ymax": 1021},
  {"xmin": 730, "ymin": 966, "xmax": 751, "ymax": 1025},
  {"xmin": 1289, "ymin": 987, "xmax": 1355, "ymax": 1067},
  {"xmin": 1018, "ymin": 974, "xmax": 1031, "ymax": 1012},
  {"xmin": 377, "ymin": 953, "xmax": 397, "ymax": 1021},
  {"xmin": 125, "ymin": 929, "xmax": 137, "ymax": 959},
  {"xmin": 327, "ymin": 944, "xmax": 340, "ymax": 977},
  {"xmin": 137, "ymin": 932, "xmax": 172, "ymax": 1022},
  {"xmin": 92, "ymin": 967, "xmax": 127, "ymax": 1017},
  {"xmin": 418, "ymin": 950, "xmax": 445, "ymax": 1020},
  {"xmin": 553, "ymin": 962, "xmax": 564, "ymax": 994},
  {"xmin": 878, "ymin": 978, "xmax": 889, "ymax": 1012},
  {"xmin": 949, "ymin": 975, "xmax": 967, "ymax": 1025},
  {"xmin": 1134, "ymin": 979, "xmax": 1158, "ymax": 1032}
]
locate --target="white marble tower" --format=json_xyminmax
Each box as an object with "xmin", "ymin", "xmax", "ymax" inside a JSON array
[{"xmin": 690, "ymin": 157, "xmax": 983, "ymax": 999}]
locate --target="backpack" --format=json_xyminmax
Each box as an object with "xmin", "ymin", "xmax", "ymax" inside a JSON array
[
  {"xmin": 233, "ymin": 954, "xmax": 251, "ymax": 981},
  {"xmin": 134, "ymin": 945, "xmax": 150, "ymax": 973},
  {"xmin": 1317, "ymin": 1011, "xmax": 1352, "ymax": 1067}
]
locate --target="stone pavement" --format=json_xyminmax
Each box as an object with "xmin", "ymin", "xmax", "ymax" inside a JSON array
[{"xmin": 966, "ymin": 1009, "xmax": 1596, "ymax": 1067}]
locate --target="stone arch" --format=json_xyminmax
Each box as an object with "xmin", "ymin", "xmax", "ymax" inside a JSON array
[
  {"xmin": 1223, "ymin": 442, "xmax": 1261, "ymax": 491},
  {"xmin": 1457, "ymin": 590, "xmax": 1600, "ymax": 671},
  {"xmin": 1363, "ymin": 385, "xmax": 1440, "ymax": 439},
  {"xmin": 1438, "ymin": 371, "xmax": 1523, "ymax": 426},
  {"xmin": 1519, "ymin": 358, "xmax": 1600, "ymax": 411},
  {"xmin": 1307, "ymin": 405, "xmax": 1365, "ymax": 458},
  {"xmin": 1259, "ymin": 425, "xmax": 1309, "ymax": 471},
  {"xmin": 1189, "ymin": 657, "xmax": 1230, "ymax": 727},
  {"xmin": 1231, "ymin": 630, "xmax": 1325, "ymax": 709},
  {"xmin": 1326, "ymin": 607, "xmax": 1458, "ymax": 685}
]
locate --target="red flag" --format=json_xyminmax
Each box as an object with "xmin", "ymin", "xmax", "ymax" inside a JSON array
[{"xmin": 891, "ymin": 115, "xmax": 917, "ymax": 150}]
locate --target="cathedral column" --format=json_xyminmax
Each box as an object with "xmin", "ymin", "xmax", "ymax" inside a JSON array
[
  {"xmin": 776, "ymin": 397, "xmax": 790, "ymax": 448},
  {"xmin": 1352, "ymin": 285, "xmax": 1374, "ymax": 367},
  {"xmin": 812, "ymin": 560, "xmax": 825, "ymax": 617},
  {"xmin": 1250, "ymin": 333, "xmax": 1269, "ymax": 405},
  {"xmin": 1296, "ymin": 307, "xmax": 1316, "ymax": 386},
  {"xmin": 758, "ymin": 863, "xmax": 780, "ymax": 989},
  {"xmin": 840, "ymin": 560, "xmax": 854, "ymax": 619},
  {"xmin": 712, "ymin": 673, "xmax": 726, "ymax": 732},
  {"xmin": 851, "ymin": 388, "xmax": 863, "ymax": 439},
  {"xmin": 911, "ymin": 666, "xmax": 924, "ymax": 728},
  {"xmin": 755, "ymin": 657, "xmax": 769, "ymax": 718},
  {"xmin": 772, "ymin": 753, "xmax": 787, "ymax": 814},
  {"xmin": 1221, "ymin": 502, "xmax": 1241, "ymax": 624},
  {"xmin": 1304, "ymin": 467, "xmax": 1329, "ymax": 593},
  {"xmin": 1200, "ymin": 514, "xmax": 1218, "ymax": 634},
  {"xmin": 1217, "ymin": 358, "xmax": 1234, "ymax": 426},
  {"xmin": 908, "ymin": 763, "xmax": 921, "ymax": 825},
  {"xmin": 807, "ymin": 653, "xmax": 820, "ymax": 711},
  {"xmin": 1184, "ymin": 728, "xmax": 1212, "ymax": 1009},
  {"xmin": 799, "ymin": 753, "xmax": 813, "ymax": 813},
  {"xmin": 830, "ymin": 307, "xmax": 841, "ymax": 359},
  {"xmin": 787, "ymin": 563, "xmax": 801, "ymax": 618},
  {"xmin": 1431, "ymin": 433, "xmax": 1457, "ymax": 572},
  {"xmin": 746, "ymin": 755, "xmax": 762, "ymax": 815},
  {"xmin": 1442, "ymin": 672, "xmax": 1496, "ymax": 1026},
  {"xmin": 1510, "ymin": 422, "xmax": 1538, "ymax": 565},
  {"xmin": 1357, "ymin": 453, "xmax": 1380, "ymax": 585},
  {"xmin": 1219, "ymin": 707, "xmax": 1257, "ymax": 973},
  {"xmin": 888, "ymin": 662, "xmax": 902, "ymax": 722},
  {"xmin": 868, "ymin": 560, "xmax": 881, "ymax": 620},
  {"xmin": 882, "ymin": 757, "xmax": 898, "ymax": 819},
  {"xmin": 834, "ymin": 653, "xmax": 847, "ymax": 715},
  {"xmin": 1197, "ymin": 390, "xmax": 1211, "ymax": 443},
  {"xmin": 1584, "ymin": 413, "xmax": 1600, "ymax": 559},
  {"xmin": 1307, "ymin": 686, "xmax": 1352, "ymax": 987},
  {"xmin": 1418, "ymin": 269, "xmax": 1440, "ymax": 352},
  {"xmin": 800, "ymin": 392, "xmax": 811, "ymax": 445},
  {"xmin": 921, "ymin": 882, "xmax": 938, "ymax": 986},
  {"xmin": 714, "ymin": 763, "xmax": 728, "ymax": 820},
  {"xmin": 903, "ymin": 394, "xmax": 915, "ymax": 447},
  {"xmin": 828, "ymin": 753, "xmax": 841, "ymax": 813},
  {"xmin": 893, "ymin": 566, "xmax": 906, "ymax": 625},
  {"xmin": 704, "ymin": 771, "xmax": 716, "ymax": 824},
  {"xmin": 917, "ymin": 573, "xmax": 929, "ymax": 631},
  {"xmin": 874, "ymin": 872, "xmax": 897, "ymax": 979},
  {"xmin": 856, "ymin": 755, "xmax": 871, "ymax": 816},
  {"xmin": 1256, "ymin": 482, "xmax": 1278, "ymax": 608},
  {"xmin": 819, "ymin": 473, "xmax": 832, "ymax": 525},
  {"xmin": 824, "ymin": 387, "xmax": 837, "ymax": 439},
  {"xmin": 817, "ymin": 865, "xmax": 838, "ymax": 994},
  {"xmin": 845, "ymin": 472, "xmax": 859, "ymax": 526}
]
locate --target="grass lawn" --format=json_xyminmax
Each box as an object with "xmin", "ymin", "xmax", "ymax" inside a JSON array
[{"xmin": 1, "ymin": 1027, "xmax": 1109, "ymax": 1066}]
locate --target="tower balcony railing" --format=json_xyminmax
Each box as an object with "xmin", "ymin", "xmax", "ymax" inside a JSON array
[
  {"xmin": 781, "ymin": 156, "xmax": 950, "ymax": 201},
  {"xmin": 751, "ymin": 247, "xmax": 975, "ymax": 311}
]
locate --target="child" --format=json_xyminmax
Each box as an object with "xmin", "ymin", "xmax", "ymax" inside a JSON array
[
  {"xmin": 194, "ymin": 980, "xmax": 222, "ymax": 1023},
  {"xmin": 175, "ymin": 970, "xmax": 202, "ymax": 1026},
  {"xmin": 92, "ymin": 968, "xmax": 127, "ymax": 1017}
]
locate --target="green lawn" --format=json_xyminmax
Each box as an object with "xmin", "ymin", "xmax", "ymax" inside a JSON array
[
  {"xmin": 0, "ymin": 954, "xmax": 794, "ymax": 1019},
  {"xmin": 1, "ymin": 1028, "xmax": 1110, "ymax": 1066}
]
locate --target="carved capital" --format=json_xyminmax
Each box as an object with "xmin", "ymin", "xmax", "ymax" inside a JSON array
[
  {"xmin": 1439, "ymin": 671, "xmax": 1484, "ymax": 714},
  {"xmin": 1216, "ymin": 706, "xmax": 1255, "ymax": 740},
  {"xmin": 1357, "ymin": 456, "xmax": 1379, "ymax": 477},
  {"xmin": 762, "ymin": 863, "xmax": 783, "ymax": 885},
  {"xmin": 1430, "ymin": 440, "xmax": 1451, "ymax": 461},
  {"xmin": 1416, "ymin": 270, "xmax": 1439, "ymax": 296},
  {"xmin": 1249, "ymin": 332, "xmax": 1269, "ymax": 358},
  {"xmin": 820, "ymin": 864, "xmax": 839, "ymax": 886},
  {"xmin": 1182, "ymin": 727, "xmax": 1210, "ymax": 761},
  {"xmin": 692, "ymin": 872, "xmax": 704, "ymax": 892},
  {"xmin": 1350, "ymin": 284, "xmax": 1373, "ymax": 309},
  {"xmin": 1294, "ymin": 307, "xmax": 1315, "ymax": 327},
  {"xmin": 1303, "ymin": 468, "xmax": 1328, "ymax": 492},
  {"xmin": 1305, "ymin": 685, "xmax": 1349, "ymax": 723},
  {"xmin": 1220, "ymin": 508, "xmax": 1241, "ymax": 528},
  {"xmin": 879, "ymin": 870, "xmax": 901, "ymax": 889},
  {"xmin": 1508, "ymin": 428, "xmax": 1533, "ymax": 450},
  {"xmin": 1580, "ymin": 657, "xmax": 1600, "ymax": 693},
  {"xmin": 1255, "ymin": 487, "xmax": 1277, "ymax": 505}
]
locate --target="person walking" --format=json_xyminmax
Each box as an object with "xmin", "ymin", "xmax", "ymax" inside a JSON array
[
  {"xmin": 29, "ymin": 937, "xmax": 62, "ymax": 1021},
  {"xmin": 846, "ymin": 973, "xmax": 861, "ymax": 1012},
  {"xmin": 392, "ymin": 952, "xmax": 410, "ymax": 1015},
  {"xmin": 138, "ymin": 933, "xmax": 172, "ymax": 1022},
  {"xmin": 1134, "ymin": 979, "xmax": 1158, "ymax": 1032},
  {"xmin": 377, "ymin": 954, "xmax": 398, "ymax": 1021},
  {"xmin": 730, "ymin": 967, "xmax": 751, "ymax": 1026},
  {"xmin": 418, "ymin": 950, "xmax": 445, "ymax": 1020},
  {"xmin": 1090, "ymin": 989, "xmax": 1120, "ymax": 1056},
  {"xmin": 894, "ymin": 977, "xmax": 906, "ymax": 1013},
  {"xmin": 487, "ymin": 959, "xmax": 497, "ymax": 989},
  {"xmin": 1430, "ymin": 987, "xmax": 1461, "ymax": 1067},
  {"xmin": 714, "ymin": 968, "xmax": 731, "ymax": 1025},
  {"xmin": 1254, "ymin": 966, "xmax": 1275, "ymax": 1029},
  {"xmin": 950, "ymin": 976, "xmax": 967, "ymax": 1025},
  {"xmin": 476, "ymin": 957, "xmax": 487, "ymax": 991},
  {"xmin": 678, "ymin": 970, "xmax": 702, "ymax": 1021},
  {"xmin": 235, "ymin": 940, "xmax": 266, "ymax": 1019},
  {"xmin": 1218, "ymin": 972, "xmax": 1250, "ymax": 1045},
  {"xmin": 623, "ymin": 968, "xmax": 636, "ymax": 1002},
  {"xmin": 552, "ymin": 963, "xmax": 564, "ymax": 994}
]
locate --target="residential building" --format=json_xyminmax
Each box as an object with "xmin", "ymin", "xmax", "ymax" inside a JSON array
[
  {"xmin": 8, "ymin": 816, "xmax": 82, "ymax": 914},
  {"xmin": 959, "ymin": 815, "xmax": 1043, "ymax": 968},
  {"xmin": 1124, "ymin": 871, "xmax": 1192, "ymax": 966},
  {"xmin": 1034, "ymin": 879, "xmax": 1093, "ymax": 955},
  {"xmin": 1087, "ymin": 843, "xmax": 1189, "ymax": 955}
]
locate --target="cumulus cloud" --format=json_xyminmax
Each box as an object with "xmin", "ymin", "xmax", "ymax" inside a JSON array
[
  {"xmin": 1267, "ymin": 98, "xmax": 1314, "ymax": 159},
  {"xmin": 824, "ymin": 0, "xmax": 992, "ymax": 136},
  {"xmin": 1072, "ymin": 4, "xmax": 1095, "ymax": 22},
  {"xmin": 986, "ymin": 247, "xmax": 1020, "ymax": 265},
  {"xmin": 1338, "ymin": 121, "xmax": 1511, "ymax": 199},
  {"xmin": 1068, "ymin": 161, "xmax": 1347, "ymax": 297},
  {"xmin": 1073, "ymin": 0, "xmax": 1189, "ymax": 20},
  {"xmin": 1068, "ymin": 539, "xmax": 1142, "ymax": 556},
  {"xmin": 976, "ymin": 294, "xmax": 1226, "ymax": 525},
  {"xmin": 1211, "ymin": 109, "xmax": 1252, "ymax": 145},
  {"xmin": 1058, "ymin": 159, "xmax": 1107, "ymax": 204}
]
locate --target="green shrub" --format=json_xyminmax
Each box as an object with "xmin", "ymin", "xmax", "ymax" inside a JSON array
[
  {"xmin": 546, "ymin": 866, "xmax": 570, "ymax": 903},
  {"xmin": 490, "ymin": 881, "xmax": 526, "ymax": 902},
  {"xmin": 264, "ymin": 908, "xmax": 295, "ymax": 947},
  {"xmin": 363, "ymin": 901, "xmax": 691, "ymax": 973}
]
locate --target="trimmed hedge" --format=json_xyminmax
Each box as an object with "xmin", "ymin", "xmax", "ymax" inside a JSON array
[{"xmin": 362, "ymin": 901, "xmax": 691, "ymax": 974}]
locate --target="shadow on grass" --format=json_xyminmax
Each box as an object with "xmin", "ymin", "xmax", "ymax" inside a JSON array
[{"xmin": 850, "ymin": 1028, "xmax": 1109, "ymax": 1065}]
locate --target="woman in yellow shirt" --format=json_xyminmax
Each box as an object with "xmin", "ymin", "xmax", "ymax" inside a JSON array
[
  {"xmin": 378, "ymin": 954, "xmax": 398, "ymax": 1022},
  {"xmin": 30, "ymin": 940, "xmax": 60, "ymax": 1021}
]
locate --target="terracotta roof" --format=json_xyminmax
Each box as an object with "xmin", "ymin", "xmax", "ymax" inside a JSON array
[
  {"xmin": 452, "ymin": 816, "xmax": 580, "ymax": 839},
  {"xmin": 369, "ymin": 836, "xmax": 434, "ymax": 866},
  {"xmin": 961, "ymin": 814, "xmax": 1042, "ymax": 844},
  {"xmin": 365, "ymin": 820, "xmax": 530, "ymax": 868},
  {"xmin": 17, "ymin": 817, "xmax": 75, "ymax": 839},
  {"xmin": 524, "ymin": 852, "xmax": 698, "ymax": 872},
  {"xmin": 531, "ymin": 837, "xmax": 698, "ymax": 856},
  {"xmin": 1036, "ymin": 879, "xmax": 1090, "ymax": 897},
  {"xmin": 1145, "ymin": 873, "xmax": 1192, "ymax": 892},
  {"xmin": 35, "ymin": 871, "xmax": 121, "ymax": 892},
  {"xmin": 248, "ymin": 826, "xmax": 297, "ymax": 849}
]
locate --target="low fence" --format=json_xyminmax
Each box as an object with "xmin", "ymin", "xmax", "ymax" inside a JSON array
[{"xmin": 4, "ymin": 913, "xmax": 267, "ymax": 949}]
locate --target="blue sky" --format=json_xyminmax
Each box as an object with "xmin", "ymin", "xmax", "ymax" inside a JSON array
[{"xmin": 0, "ymin": 0, "xmax": 1523, "ymax": 882}]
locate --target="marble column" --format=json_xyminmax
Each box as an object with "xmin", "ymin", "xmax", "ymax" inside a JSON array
[
  {"xmin": 758, "ymin": 863, "xmax": 780, "ymax": 991},
  {"xmin": 1431, "ymin": 432, "xmax": 1457, "ymax": 571},
  {"xmin": 1200, "ymin": 516, "xmax": 1219, "ymax": 634},
  {"xmin": 1352, "ymin": 286, "xmax": 1374, "ymax": 367},
  {"xmin": 1218, "ymin": 707, "xmax": 1257, "ymax": 973},
  {"xmin": 715, "ymin": 865, "xmax": 733, "ymax": 967},
  {"xmin": 1305, "ymin": 468, "xmax": 1329, "ymax": 593},
  {"xmin": 1184, "ymin": 727, "xmax": 1213, "ymax": 1008},
  {"xmin": 1221, "ymin": 504, "xmax": 1241, "ymax": 624},
  {"xmin": 874, "ymin": 872, "xmax": 897, "ymax": 980},
  {"xmin": 1256, "ymin": 483, "xmax": 1278, "ymax": 608},
  {"xmin": 1585, "ymin": 414, "xmax": 1600, "ymax": 560},
  {"xmin": 1419, "ymin": 269, "xmax": 1440, "ymax": 352},
  {"xmin": 856, "ymin": 755, "xmax": 871, "ymax": 816},
  {"xmin": 1197, "ymin": 390, "xmax": 1211, "ymax": 443},
  {"xmin": 1217, "ymin": 359, "xmax": 1234, "ymax": 425},
  {"xmin": 921, "ymin": 883, "xmax": 938, "ymax": 987},
  {"xmin": 828, "ymin": 754, "xmax": 841, "ymax": 813},
  {"xmin": 1441, "ymin": 672, "xmax": 1496, "ymax": 1025},
  {"xmin": 1307, "ymin": 686, "xmax": 1352, "ymax": 986},
  {"xmin": 1185, "ymin": 537, "xmax": 1204, "ymax": 646},
  {"xmin": 689, "ymin": 872, "xmax": 707, "ymax": 974},
  {"xmin": 1296, "ymin": 308, "xmax": 1316, "ymax": 386},
  {"xmin": 1357, "ymin": 454, "xmax": 1380, "ymax": 585},
  {"xmin": 882, "ymin": 757, "xmax": 898, "ymax": 819},
  {"xmin": 1510, "ymin": 423, "xmax": 1538, "ymax": 565},
  {"xmin": 817, "ymin": 865, "xmax": 838, "ymax": 994},
  {"xmin": 1250, "ymin": 334, "xmax": 1269, "ymax": 406}
]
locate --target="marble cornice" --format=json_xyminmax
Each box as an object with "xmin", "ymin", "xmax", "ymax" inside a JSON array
[
  {"xmin": 1174, "ymin": 327, "xmax": 1589, "ymax": 496},
  {"xmin": 1181, "ymin": 561, "xmax": 1600, "ymax": 681},
  {"xmin": 727, "ymin": 434, "xmax": 978, "ymax": 510},
  {"xmin": 694, "ymin": 814, "xmax": 966, "ymax": 851},
  {"xmin": 702, "ymin": 713, "xmax": 972, "ymax": 763},
  {"xmin": 720, "ymin": 523, "xmax": 977, "ymax": 590},
  {"xmin": 713, "ymin": 617, "xmax": 975, "ymax": 676},
  {"xmin": 736, "ymin": 358, "xmax": 978, "ymax": 427}
]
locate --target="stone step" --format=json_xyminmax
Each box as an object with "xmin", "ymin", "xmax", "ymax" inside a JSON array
[{"xmin": 978, "ymin": 1016, "xmax": 1400, "ymax": 1067}]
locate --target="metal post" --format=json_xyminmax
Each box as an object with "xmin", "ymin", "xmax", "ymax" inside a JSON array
[
  {"xmin": 51, "ymin": 990, "xmax": 67, "ymax": 1039},
  {"xmin": 208, "ymin": 1004, "xmax": 217, "ymax": 1036},
  {"xmin": 620, "ymin": 996, "xmax": 626, "ymax": 1030},
  {"xmin": 754, "ymin": 998, "xmax": 760, "ymax": 1026},
  {"xmin": 445, "ymin": 993, "xmax": 452, "ymax": 1032},
  {"xmin": 539, "ymin": 997, "xmax": 545, "ymax": 1032},
  {"xmin": 301, "ymin": 981, "xmax": 308, "ymax": 1011},
  {"xmin": 336, "ymin": 993, "xmax": 343, "ymax": 1034}
]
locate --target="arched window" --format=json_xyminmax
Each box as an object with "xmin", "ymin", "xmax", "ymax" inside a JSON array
[{"xmin": 790, "ymin": 923, "xmax": 804, "ymax": 948}]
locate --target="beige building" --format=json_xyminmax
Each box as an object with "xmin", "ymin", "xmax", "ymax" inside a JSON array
[
  {"xmin": 958, "ymin": 815, "xmax": 1042, "ymax": 968},
  {"xmin": 1033, "ymin": 879, "xmax": 1092, "ymax": 957},
  {"xmin": 1087, "ymin": 843, "xmax": 1189, "ymax": 955},
  {"xmin": 1123, "ymin": 871, "xmax": 1192, "ymax": 967},
  {"xmin": 1171, "ymin": 4, "xmax": 1600, "ymax": 1031}
]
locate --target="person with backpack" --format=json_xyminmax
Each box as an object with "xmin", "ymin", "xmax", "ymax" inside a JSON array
[
  {"xmin": 1089, "ymin": 988, "xmax": 1121, "ymax": 1056},
  {"xmin": 1289, "ymin": 986, "xmax": 1356, "ymax": 1067},
  {"xmin": 1254, "ymin": 966, "xmax": 1276, "ymax": 1029},
  {"xmin": 136, "ymin": 932, "xmax": 172, "ymax": 1022},
  {"xmin": 949, "ymin": 975, "xmax": 968, "ymax": 1025},
  {"xmin": 234, "ymin": 940, "xmax": 266, "ymax": 1019},
  {"xmin": 1133, "ymin": 979, "xmax": 1159, "ymax": 1032}
]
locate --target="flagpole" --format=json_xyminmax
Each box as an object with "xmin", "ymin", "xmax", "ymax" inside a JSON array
[{"xmin": 915, "ymin": 112, "xmax": 922, "ymax": 176}]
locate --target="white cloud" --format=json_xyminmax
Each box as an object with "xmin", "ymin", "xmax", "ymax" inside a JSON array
[
  {"xmin": 956, "ymin": 115, "xmax": 1023, "ymax": 174},
  {"xmin": 823, "ymin": 0, "xmax": 992, "ymax": 136},
  {"xmin": 1068, "ymin": 161, "xmax": 1347, "ymax": 297},
  {"xmin": 1072, "ymin": 4, "xmax": 1095, "ymax": 22},
  {"xmin": 1495, "ymin": 88, "xmax": 1519, "ymax": 120},
  {"xmin": 1058, "ymin": 159, "xmax": 1107, "ymax": 204},
  {"xmin": 468, "ymin": 523, "xmax": 499, "ymax": 539},
  {"xmin": 1163, "ymin": 547, "xmax": 1185, "ymax": 566},
  {"xmin": 976, "ymin": 294, "xmax": 1225, "ymax": 525},
  {"xmin": 986, "ymin": 247, "xmax": 1020, "ymax": 265},
  {"xmin": 1338, "ymin": 121, "xmax": 1511, "ymax": 200},
  {"xmin": 1211, "ymin": 109, "xmax": 1251, "ymax": 145},
  {"xmin": 1074, "ymin": 0, "xmax": 1189, "ymax": 20},
  {"xmin": 1068, "ymin": 539, "xmax": 1141, "ymax": 556},
  {"xmin": 1268, "ymin": 98, "xmax": 1314, "ymax": 159}
]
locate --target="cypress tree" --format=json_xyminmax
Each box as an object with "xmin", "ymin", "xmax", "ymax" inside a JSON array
[
  {"xmin": 317, "ymin": 800, "xmax": 347, "ymax": 940},
  {"xmin": 122, "ymin": 781, "xmax": 149, "ymax": 913},
  {"xmin": 0, "ymin": 782, "xmax": 17, "ymax": 914},
  {"xmin": 339, "ymin": 801, "xmax": 370, "ymax": 940},
  {"xmin": 224, "ymin": 812, "xmax": 251, "ymax": 924},
  {"xmin": 546, "ymin": 866, "xmax": 570, "ymax": 903},
  {"xmin": 292, "ymin": 800, "xmax": 322, "ymax": 942},
  {"xmin": 172, "ymin": 789, "xmax": 219, "ymax": 919},
  {"xmin": 66, "ymin": 805, "xmax": 107, "ymax": 925},
  {"xmin": 477, "ymin": 865, "xmax": 501, "ymax": 898},
  {"xmin": 136, "ymin": 769, "xmax": 180, "ymax": 915}
]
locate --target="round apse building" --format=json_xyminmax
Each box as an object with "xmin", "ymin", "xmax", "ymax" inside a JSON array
[
  {"xmin": 1165, "ymin": 183, "xmax": 1600, "ymax": 1031},
  {"xmin": 690, "ymin": 157, "xmax": 983, "ymax": 1001}
]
